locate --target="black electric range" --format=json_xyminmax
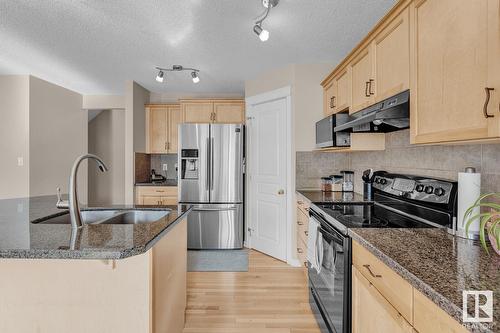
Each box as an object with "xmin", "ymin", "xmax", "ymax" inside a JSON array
[{"xmin": 307, "ymin": 171, "xmax": 458, "ymax": 333}]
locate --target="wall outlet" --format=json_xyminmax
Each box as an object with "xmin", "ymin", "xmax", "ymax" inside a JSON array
[
  {"xmin": 162, "ymin": 164, "xmax": 168, "ymax": 171},
  {"xmin": 17, "ymin": 157, "xmax": 24, "ymax": 166}
]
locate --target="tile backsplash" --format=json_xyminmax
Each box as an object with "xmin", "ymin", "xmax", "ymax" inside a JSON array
[
  {"xmin": 135, "ymin": 153, "xmax": 178, "ymax": 183},
  {"xmin": 297, "ymin": 129, "xmax": 500, "ymax": 195}
]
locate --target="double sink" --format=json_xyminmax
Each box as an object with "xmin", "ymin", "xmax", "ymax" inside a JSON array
[{"xmin": 35, "ymin": 210, "xmax": 170, "ymax": 225}]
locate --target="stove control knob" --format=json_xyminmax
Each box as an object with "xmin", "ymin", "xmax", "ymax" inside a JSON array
[
  {"xmin": 424, "ymin": 186, "xmax": 434, "ymax": 194},
  {"xmin": 415, "ymin": 184, "xmax": 425, "ymax": 192},
  {"xmin": 380, "ymin": 178, "xmax": 387, "ymax": 185},
  {"xmin": 434, "ymin": 187, "xmax": 445, "ymax": 196}
]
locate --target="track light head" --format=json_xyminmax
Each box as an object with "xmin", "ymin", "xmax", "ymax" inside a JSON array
[
  {"xmin": 253, "ymin": 24, "xmax": 269, "ymax": 42},
  {"xmin": 191, "ymin": 71, "xmax": 200, "ymax": 83},
  {"xmin": 156, "ymin": 70, "xmax": 164, "ymax": 83}
]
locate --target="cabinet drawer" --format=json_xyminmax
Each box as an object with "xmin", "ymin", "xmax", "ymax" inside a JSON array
[
  {"xmin": 296, "ymin": 199, "xmax": 310, "ymax": 216},
  {"xmin": 297, "ymin": 238, "xmax": 307, "ymax": 268},
  {"xmin": 413, "ymin": 289, "xmax": 468, "ymax": 333},
  {"xmin": 352, "ymin": 240, "xmax": 413, "ymax": 324},
  {"xmin": 136, "ymin": 186, "xmax": 178, "ymax": 197}
]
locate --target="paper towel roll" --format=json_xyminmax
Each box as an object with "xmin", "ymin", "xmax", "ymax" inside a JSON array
[{"xmin": 457, "ymin": 171, "xmax": 481, "ymax": 239}]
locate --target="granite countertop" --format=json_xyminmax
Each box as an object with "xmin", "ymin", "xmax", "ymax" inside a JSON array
[
  {"xmin": 296, "ymin": 189, "xmax": 372, "ymax": 204},
  {"xmin": 349, "ymin": 228, "xmax": 499, "ymax": 333},
  {"xmin": 135, "ymin": 179, "xmax": 178, "ymax": 187},
  {"xmin": 0, "ymin": 195, "xmax": 190, "ymax": 260}
]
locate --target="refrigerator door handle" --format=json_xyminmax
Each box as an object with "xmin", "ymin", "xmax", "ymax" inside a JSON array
[
  {"xmin": 192, "ymin": 206, "xmax": 238, "ymax": 212},
  {"xmin": 210, "ymin": 137, "xmax": 215, "ymax": 191},
  {"xmin": 206, "ymin": 137, "xmax": 211, "ymax": 191}
]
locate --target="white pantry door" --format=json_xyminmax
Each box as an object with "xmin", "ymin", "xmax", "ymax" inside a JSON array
[{"xmin": 247, "ymin": 96, "xmax": 287, "ymax": 261}]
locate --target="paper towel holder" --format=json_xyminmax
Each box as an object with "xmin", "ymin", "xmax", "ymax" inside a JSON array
[{"xmin": 455, "ymin": 166, "xmax": 481, "ymax": 240}]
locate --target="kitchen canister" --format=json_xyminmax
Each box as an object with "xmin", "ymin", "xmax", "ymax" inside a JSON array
[{"xmin": 456, "ymin": 167, "xmax": 481, "ymax": 239}]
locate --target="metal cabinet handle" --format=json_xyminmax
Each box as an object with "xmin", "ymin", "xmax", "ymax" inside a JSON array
[
  {"xmin": 365, "ymin": 81, "xmax": 370, "ymax": 97},
  {"xmin": 305, "ymin": 208, "xmax": 310, "ymax": 212},
  {"xmin": 363, "ymin": 264, "xmax": 382, "ymax": 278},
  {"xmin": 297, "ymin": 201, "xmax": 304, "ymax": 205},
  {"xmin": 297, "ymin": 221, "xmax": 304, "ymax": 226},
  {"xmin": 303, "ymin": 261, "xmax": 308, "ymax": 268},
  {"xmin": 305, "ymin": 231, "xmax": 309, "ymax": 236},
  {"xmin": 330, "ymin": 96, "xmax": 336, "ymax": 108},
  {"xmin": 484, "ymin": 87, "xmax": 495, "ymax": 118},
  {"xmin": 369, "ymin": 79, "xmax": 375, "ymax": 95},
  {"xmin": 297, "ymin": 247, "xmax": 304, "ymax": 254}
]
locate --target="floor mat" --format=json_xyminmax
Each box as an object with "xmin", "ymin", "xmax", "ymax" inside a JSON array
[{"xmin": 187, "ymin": 249, "xmax": 249, "ymax": 272}]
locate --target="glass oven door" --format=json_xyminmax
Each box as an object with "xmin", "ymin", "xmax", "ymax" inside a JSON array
[{"xmin": 308, "ymin": 212, "xmax": 350, "ymax": 333}]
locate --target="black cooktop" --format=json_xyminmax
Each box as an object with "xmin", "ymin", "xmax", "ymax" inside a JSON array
[{"xmin": 314, "ymin": 203, "xmax": 434, "ymax": 230}]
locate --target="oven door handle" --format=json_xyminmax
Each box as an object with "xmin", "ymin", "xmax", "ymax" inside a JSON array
[{"xmin": 315, "ymin": 226, "xmax": 324, "ymax": 269}]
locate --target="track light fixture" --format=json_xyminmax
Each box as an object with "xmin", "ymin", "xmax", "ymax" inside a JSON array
[
  {"xmin": 154, "ymin": 65, "xmax": 200, "ymax": 84},
  {"xmin": 253, "ymin": 0, "xmax": 279, "ymax": 42}
]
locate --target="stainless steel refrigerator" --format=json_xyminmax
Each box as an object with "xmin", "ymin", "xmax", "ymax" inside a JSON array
[{"xmin": 178, "ymin": 124, "xmax": 244, "ymax": 249}]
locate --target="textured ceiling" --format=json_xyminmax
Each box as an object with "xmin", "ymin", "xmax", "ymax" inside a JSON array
[{"xmin": 0, "ymin": 0, "xmax": 396, "ymax": 96}]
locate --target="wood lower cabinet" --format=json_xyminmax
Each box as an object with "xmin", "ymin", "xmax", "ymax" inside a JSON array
[
  {"xmin": 352, "ymin": 240, "xmax": 469, "ymax": 333},
  {"xmin": 352, "ymin": 266, "xmax": 414, "ymax": 333},
  {"xmin": 296, "ymin": 197, "xmax": 310, "ymax": 268},
  {"xmin": 136, "ymin": 186, "xmax": 178, "ymax": 205},
  {"xmin": 410, "ymin": 0, "xmax": 500, "ymax": 144},
  {"xmin": 146, "ymin": 104, "xmax": 180, "ymax": 153},
  {"xmin": 180, "ymin": 99, "xmax": 245, "ymax": 124},
  {"xmin": 0, "ymin": 218, "xmax": 187, "ymax": 333}
]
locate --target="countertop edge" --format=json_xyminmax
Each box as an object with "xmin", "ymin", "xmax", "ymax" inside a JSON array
[
  {"xmin": 348, "ymin": 229, "xmax": 493, "ymax": 333},
  {"xmin": 0, "ymin": 207, "xmax": 192, "ymax": 261}
]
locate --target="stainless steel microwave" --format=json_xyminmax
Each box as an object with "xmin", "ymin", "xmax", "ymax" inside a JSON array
[{"xmin": 316, "ymin": 114, "xmax": 351, "ymax": 148}]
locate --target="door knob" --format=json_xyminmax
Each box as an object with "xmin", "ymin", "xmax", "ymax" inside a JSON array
[{"xmin": 278, "ymin": 189, "xmax": 285, "ymax": 195}]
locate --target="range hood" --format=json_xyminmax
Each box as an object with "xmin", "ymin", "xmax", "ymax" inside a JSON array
[{"xmin": 334, "ymin": 90, "xmax": 410, "ymax": 133}]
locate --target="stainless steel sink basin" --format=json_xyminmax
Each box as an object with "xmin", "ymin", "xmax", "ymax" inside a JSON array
[
  {"xmin": 34, "ymin": 210, "xmax": 169, "ymax": 225},
  {"xmin": 98, "ymin": 211, "xmax": 169, "ymax": 225}
]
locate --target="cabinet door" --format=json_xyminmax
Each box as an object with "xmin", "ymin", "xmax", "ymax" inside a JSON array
[
  {"xmin": 213, "ymin": 101, "xmax": 245, "ymax": 123},
  {"xmin": 149, "ymin": 107, "xmax": 168, "ymax": 153},
  {"xmin": 335, "ymin": 68, "xmax": 351, "ymax": 112},
  {"xmin": 352, "ymin": 266, "xmax": 414, "ymax": 333},
  {"xmin": 181, "ymin": 102, "xmax": 213, "ymax": 123},
  {"xmin": 350, "ymin": 47, "xmax": 374, "ymax": 114},
  {"xmin": 323, "ymin": 79, "xmax": 336, "ymax": 116},
  {"xmin": 161, "ymin": 196, "xmax": 177, "ymax": 205},
  {"xmin": 373, "ymin": 6, "xmax": 410, "ymax": 102},
  {"xmin": 167, "ymin": 106, "xmax": 181, "ymax": 153},
  {"xmin": 410, "ymin": 0, "xmax": 498, "ymax": 143},
  {"xmin": 142, "ymin": 196, "xmax": 163, "ymax": 206}
]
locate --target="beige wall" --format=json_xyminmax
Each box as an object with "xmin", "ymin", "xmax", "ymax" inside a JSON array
[
  {"xmin": 82, "ymin": 95, "xmax": 124, "ymax": 110},
  {"xmin": 29, "ymin": 76, "xmax": 87, "ymax": 199},
  {"xmin": 245, "ymin": 63, "xmax": 333, "ymax": 152},
  {"xmin": 125, "ymin": 81, "xmax": 150, "ymax": 204},
  {"xmin": 0, "ymin": 76, "xmax": 30, "ymax": 199},
  {"xmin": 88, "ymin": 109, "xmax": 125, "ymax": 205}
]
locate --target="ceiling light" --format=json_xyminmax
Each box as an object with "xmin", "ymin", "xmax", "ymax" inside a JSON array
[
  {"xmin": 154, "ymin": 65, "xmax": 200, "ymax": 84},
  {"xmin": 252, "ymin": 0, "xmax": 278, "ymax": 42},
  {"xmin": 156, "ymin": 70, "xmax": 164, "ymax": 83},
  {"xmin": 191, "ymin": 71, "xmax": 200, "ymax": 83},
  {"xmin": 253, "ymin": 25, "xmax": 269, "ymax": 42}
]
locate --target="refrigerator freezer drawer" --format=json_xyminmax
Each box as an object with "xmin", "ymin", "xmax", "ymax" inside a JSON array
[{"xmin": 187, "ymin": 204, "xmax": 243, "ymax": 249}]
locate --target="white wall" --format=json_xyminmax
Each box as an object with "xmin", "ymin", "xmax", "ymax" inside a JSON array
[
  {"xmin": 29, "ymin": 76, "xmax": 87, "ymax": 199},
  {"xmin": 88, "ymin": 109, "xmax": 125, "ymax": 205},
  {"xmin": 82, "ymin": 95, "xmax": 124, "ymax": 110},
  {"xmin": 0, "ymin": 76, "xmax": 30, "ymax": 199},
  {"xmin": 124, "ymin": 81, "xmax": 150, "ymax": 204}
]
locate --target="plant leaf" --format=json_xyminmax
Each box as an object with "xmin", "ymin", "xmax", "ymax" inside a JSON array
[
  {"xmin": 465, "ymin": 213, "xmax": 491, "ymax": 235},
  {"xmin": 479, "ymin": 215, "xmax": 490, "ymax": 254}
]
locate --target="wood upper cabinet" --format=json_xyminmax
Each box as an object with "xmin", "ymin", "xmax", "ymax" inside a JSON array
[
  {"xmin": 373, "ymin": 6, "xmax": 410, "ymax": 102},
  {"xmin": 146, "ymin": 105, "xmax": 180, "ymax": 153},
  {"xmin": 181, "ymin": 101, "xmax": 214, "ymax": 123},
  {"xmin": 181, "ymin": 99, "xmax": 245, "ymax": 124},
  {"xmin": 410, "ymin": 0, "xmax": 500, "ymax": 144},
  {"xmin": 349, "ymin": 47, "xmax": 374, "ymax": 114},
  {"xmin": 323, "ymin": 79, "xmax": 336, "ymax": 116},
  {"xmin": 213, "ymin": 101, "xmax": 245, "ymax": 123},
  {"xmin": 335, "ymin": 68, "xmax": 351, "ymax": 112},
  {"xmin": 352, "ymin": 266, "xmax": 414, "ymax": 333}
]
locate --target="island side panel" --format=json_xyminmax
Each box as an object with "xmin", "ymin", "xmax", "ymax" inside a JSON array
[
  {"xmin": 153, "ymin": 217, "xmax": 187, "ymax": 333},
  {"xmin": 0, "ymin": 253, "xmax": 152, "ymax": 333}
]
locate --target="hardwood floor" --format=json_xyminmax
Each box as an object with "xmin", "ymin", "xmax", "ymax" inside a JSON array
[{"xmin": 183, "ymin": 250, "xmax": 321, "ymax": 333}]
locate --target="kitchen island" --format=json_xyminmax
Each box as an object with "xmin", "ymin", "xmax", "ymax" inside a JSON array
[{"xmin": 0, "ymin": 195, "xmax": 191, "ymax": 333}]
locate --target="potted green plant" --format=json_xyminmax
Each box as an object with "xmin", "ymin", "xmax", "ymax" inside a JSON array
[{"xmin": 464, "ymin": 193, "xmax": 500, "ymax": 255}]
